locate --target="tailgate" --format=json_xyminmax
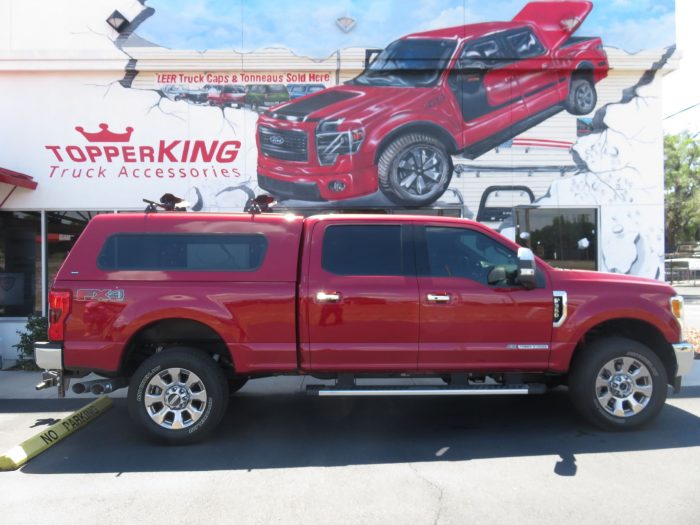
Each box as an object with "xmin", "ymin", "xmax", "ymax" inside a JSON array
[{"xmin": 513, "ymin": 1, "xmax": 593, "ymax": 50}]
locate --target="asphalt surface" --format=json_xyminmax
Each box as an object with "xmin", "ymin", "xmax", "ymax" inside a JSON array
[
  {"xmin": 0, "ymin": 373, "xmax": 699, "ymax": 524},
  {"xmin": 1, "ymin": 284, "xmax": 699, "ymax": 524}
]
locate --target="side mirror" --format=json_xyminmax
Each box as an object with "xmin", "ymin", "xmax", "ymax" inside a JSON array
[
  {"xmin": 487, "ymin": 266, "xmax": 507, "ymax": 285},
  {"xmin": 517, "ymin": 247, "xmax": 537, "ymax": 290}
]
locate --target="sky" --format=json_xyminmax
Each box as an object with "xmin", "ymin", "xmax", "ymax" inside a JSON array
[{"xmin": 138, "ymin": 0, "xmax": 676, "ymax": 57}]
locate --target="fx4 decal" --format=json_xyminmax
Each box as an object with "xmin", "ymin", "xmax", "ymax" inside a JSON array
[{"xmin": 76, "ymin": 289, "xmax": 125, "ymax": 302}]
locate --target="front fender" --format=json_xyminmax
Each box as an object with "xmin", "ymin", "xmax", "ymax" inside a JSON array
[{"xmin": 549, "ymin": 294, "xmax": 679, "ymax": 371}]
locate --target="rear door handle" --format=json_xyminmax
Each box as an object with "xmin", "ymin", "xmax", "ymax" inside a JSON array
[
  {"xmin": 316, "ymin": 291, "xmax": 341, "ymax": 302},
  {"xmin": 426, "ymin": 293, "xmax": 451, "ymax": 303}
]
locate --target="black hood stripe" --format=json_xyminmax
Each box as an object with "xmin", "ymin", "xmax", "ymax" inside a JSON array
[{"xmin": 273, "ymin": 91, "xmax": 359, "ymax": 118}]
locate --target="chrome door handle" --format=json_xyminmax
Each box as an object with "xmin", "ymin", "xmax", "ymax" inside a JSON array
[
  {"xmin": 316, "ymin": 291, "xmax": 341, "ymax": 302},
  {"xmin": 426, "ymin": 293, "xmax": 451, "ymax": 303}
]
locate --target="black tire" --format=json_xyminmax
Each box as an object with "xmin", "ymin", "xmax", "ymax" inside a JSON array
[
  {"xmin": 569, "ymin": 337, "xmax": 667, "ymax": 431},
  {"xmin": 565, "ymin": 77, "xmax": 597, "ymax": 115},
  {"xmin": 128, "ymin": 347, "xmax": 229, "ymax": 444},
  {"xmin": 378, "ymin": 133, "xmax": 453, "ymax": 207}
]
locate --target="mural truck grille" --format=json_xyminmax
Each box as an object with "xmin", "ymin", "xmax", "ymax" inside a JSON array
[{"xmin": 259, "ymin": 127, "xmax": 308, "ymax": 162}]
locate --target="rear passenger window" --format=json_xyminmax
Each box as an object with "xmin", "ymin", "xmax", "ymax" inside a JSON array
[
  {"xmin": 322, "ymin": 225, "xmax": 407, "ymax": 276},
  {"xmin": 98, "ymin": 234, "xmax": 267, "ymax": 271}
]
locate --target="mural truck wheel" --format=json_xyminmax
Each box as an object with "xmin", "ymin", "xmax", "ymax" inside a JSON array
[
  {"xmin": 566, "ymin": 77, "xmax": 597, "ymax": 115},
  {"xmin": 569, "ymin": 337, "xmax": 667, "ymax": 431},
  {"xmin": 378, "ymin": 133, "xmax": 452, "ymax": 207}
]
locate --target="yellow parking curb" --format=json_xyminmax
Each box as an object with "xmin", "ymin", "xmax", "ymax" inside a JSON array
[{"xmin": 0, "ymin": 396, "xmax": 113, "ymax": 471}]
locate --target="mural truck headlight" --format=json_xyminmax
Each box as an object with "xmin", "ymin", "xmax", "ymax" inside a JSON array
[{"xmin": 316, "ymin": 120, "xmax": 365, "ymax": 166}]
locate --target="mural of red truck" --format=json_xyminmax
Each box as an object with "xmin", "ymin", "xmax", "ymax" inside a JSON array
[{"xmin": 256, "ymin": 1, "xmax": 608, "ymax": 206}]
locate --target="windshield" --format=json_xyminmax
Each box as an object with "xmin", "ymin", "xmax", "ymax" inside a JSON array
[{"xmin": 351, "ymin": 38, "xmax": 456, "ymax": 88}]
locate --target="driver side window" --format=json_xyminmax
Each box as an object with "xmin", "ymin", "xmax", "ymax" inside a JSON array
[{"xmin": 423, "ymin": 226, "xmax": 517, "ymax": 285}]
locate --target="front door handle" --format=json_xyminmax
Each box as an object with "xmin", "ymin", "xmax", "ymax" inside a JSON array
[
  {"xmin": 316, "ymin": 291, "xmax": 341, "ymax": 302},
  {"xmin": 426, "ymin": 293, "xmax": 451, "ymax": 303}
]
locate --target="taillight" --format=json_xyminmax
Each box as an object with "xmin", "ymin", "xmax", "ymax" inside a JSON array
[{"xmin": 48, "ymin": 290, "xmax": 72, "ymax": 341}]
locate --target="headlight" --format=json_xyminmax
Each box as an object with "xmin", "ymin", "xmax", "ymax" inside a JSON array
[
  {"xmin": 316, "ymin": 119, "xmax": 365, "ymax": 165},
  {"xmin": 670, "ymin": 295, "xmax": 685, "ymax": 340}
]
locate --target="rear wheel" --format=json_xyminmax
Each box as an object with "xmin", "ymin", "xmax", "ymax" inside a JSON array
[
  {"xmin": 378, "ymin": 133, "xmax": 452, "ymax": 207},
  {"xmin": 569, "ymin": 337, "xmax": 667, "ymax": 430},
  {"xmin": 565, "ymin": 77, "xmax": 597, "ymax": 115},
  {"xmin": 128, "ymin": 347, "xmax": 229, "ymax": 444}
]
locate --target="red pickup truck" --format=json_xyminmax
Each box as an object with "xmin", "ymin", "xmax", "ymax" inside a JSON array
[
  {"xmin": 34, "ymin": 212, "xmax": 693, "ymax": 443},
  {"xmin": 257, "ymin": 1, "xmax": 608, "ymax": 206}
]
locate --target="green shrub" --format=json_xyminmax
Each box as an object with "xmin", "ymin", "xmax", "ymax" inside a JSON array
[{"xmin": 13, "ymin": 314, "xmax": 48, "ymax": 370}]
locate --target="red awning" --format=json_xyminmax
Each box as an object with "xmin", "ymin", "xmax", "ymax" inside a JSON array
[{"xmin": 0, "ymin": 167, "xmax": 37, "ymax": 190}]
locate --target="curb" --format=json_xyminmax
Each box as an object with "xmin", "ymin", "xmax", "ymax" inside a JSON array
[{"xmin": 0, "ymin": 396, "xmax": 113, "ymax": 471}]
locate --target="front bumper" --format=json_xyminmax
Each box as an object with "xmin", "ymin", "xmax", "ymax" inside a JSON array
[
  {"xmin": 674, "ymin": 342, "xmax": 694, "ymax": 377},
  {"xmin": 35, "ymin": 341, "xmax": 63, "ymax": 370}
]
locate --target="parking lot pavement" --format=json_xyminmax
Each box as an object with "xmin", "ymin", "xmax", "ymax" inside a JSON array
[{"xmin": 1, "ymin": 372, "xmax": 700, "ymax": 524}]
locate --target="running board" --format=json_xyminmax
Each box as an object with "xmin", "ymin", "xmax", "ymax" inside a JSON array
[{"xmin": 307, "ymin": 383, "xmax": 546, "ymax": 397}]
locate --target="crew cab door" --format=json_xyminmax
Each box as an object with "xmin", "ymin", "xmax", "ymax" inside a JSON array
[
  {"xmin": 303, "ymin": 221, "xmax": 419, "ymax": 371},
  {"xmin": 415, "ymin": 224, "xmax": 553, "ymax": 371},
  {"xmin": 502, "ymin": 27, "xmax": 564, "ymax": 113},
  {"xmin": 447, "ymin": 35, "xmax": 527, "ymax": 145}
]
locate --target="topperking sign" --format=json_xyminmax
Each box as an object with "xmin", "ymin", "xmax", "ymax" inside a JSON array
[{"xmin": 44, "ymin": 123, "xmax": 243, "ymax": 180}]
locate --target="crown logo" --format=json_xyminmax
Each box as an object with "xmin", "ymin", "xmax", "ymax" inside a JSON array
[{"xmin": 75, "ymin": 123, "xmax": 134, "ymax": 142}]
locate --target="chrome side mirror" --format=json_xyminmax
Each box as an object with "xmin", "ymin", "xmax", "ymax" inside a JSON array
[{"xmin": 517, "ymin": 247, "xmax": 537, "ymax": 290}]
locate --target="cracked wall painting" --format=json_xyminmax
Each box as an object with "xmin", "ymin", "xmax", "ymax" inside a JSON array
[{"xmin": 0, "ymin": 0, "xmax": 675, "ymax": 278}]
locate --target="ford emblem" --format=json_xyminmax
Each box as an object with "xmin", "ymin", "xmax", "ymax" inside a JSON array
[{"xmin": 269, "ymin": 135, "xmax": 285, "ymax": 145}]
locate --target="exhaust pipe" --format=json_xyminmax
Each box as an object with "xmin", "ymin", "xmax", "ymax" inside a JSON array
[
  {"xmin": 89, "ymin": 378, "xmax": 128, "ymax": 395},
  {"xmin": 72, "ymin": 378, "xmax": 127, "ymax": 395}
]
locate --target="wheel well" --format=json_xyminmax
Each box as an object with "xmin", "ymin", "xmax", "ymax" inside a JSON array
[
  {"xmin": 571, "ymin": 318, "xmax": 676, "ymax": 385},
  {"xmin": 572, "ymin": 62, "xmax": 595, "ymax": 84},
  {"xmin": 374, "ymin": 123, "xmax": 458, "ymax": 164},
  {"xmin": 120, "ymin": 318, "xmax": 234, "ymax": 377}
]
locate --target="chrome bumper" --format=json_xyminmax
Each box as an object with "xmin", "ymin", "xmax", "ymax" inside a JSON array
[
  {"xmin": 34, "ymin": 341, "xmax": 63, "ymax": 370},
  {"xmin": 673, "ymin": 342, "xmax": 694, "ymax": 377}
]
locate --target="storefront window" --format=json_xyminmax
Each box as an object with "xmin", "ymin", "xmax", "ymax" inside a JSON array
[
  {"xmin": 0, "ymin": 212, "xmax": 41, "ymax": 317},
  {"xmin": 515, "ymin": 207, "xmax": 598, "ymax": 271}
]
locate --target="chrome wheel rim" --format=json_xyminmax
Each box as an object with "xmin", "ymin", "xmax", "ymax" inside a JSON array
[
  {"xmin": 394, "ymin": 145, "xmax": 447, "ymax": 200},
  {"xmin": 575, "ymin": 83, "xmax": 594, "ymax": 111},
  {"xmin": 144, "ymin": 368, "xmax": 207, "ymax": 430},
  {"xmin": 595, "ymin": 357, "xmax": 653, "ymax": 418}
]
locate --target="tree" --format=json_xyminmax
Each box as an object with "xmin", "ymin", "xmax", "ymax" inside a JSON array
[{"xmin": 665, "ymin": 132, "xmax": 700, "ymax": 251}]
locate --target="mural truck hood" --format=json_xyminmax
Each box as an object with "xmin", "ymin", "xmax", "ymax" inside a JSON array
[{"xmin": 267, "ymin": 85, "xmax": 440, "ymax": 124}]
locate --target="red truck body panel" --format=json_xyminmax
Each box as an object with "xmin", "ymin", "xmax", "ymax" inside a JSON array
[{"xmin": 52, "ymin": 213, "xmax": 682, "ymax": 378}]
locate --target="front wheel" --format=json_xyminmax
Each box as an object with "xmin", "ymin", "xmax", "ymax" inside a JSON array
[
  {"xmin": 128, "ymin": 347, "xmax": 229, "ymax": 444},
  {"xmin": 378, "ymin": 133, "xmax": 453, "ymax": 207},
  {"xmin": 569, "ymin": 337, "xmax": 667, "ymax": 431}
]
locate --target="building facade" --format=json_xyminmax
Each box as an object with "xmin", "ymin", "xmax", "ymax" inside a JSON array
[{"xmin": 0, "ymin": 0, "xmax": 678, "ymax": 366}]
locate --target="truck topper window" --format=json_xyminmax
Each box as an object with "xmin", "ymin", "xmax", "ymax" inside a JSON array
[
  {"xmin": 97, "ymin": 233, "xmax": 268, "ymax": 272},
  {"xmin": 321, "ymin": 225, "xmax": 410, "ymax": 276}
]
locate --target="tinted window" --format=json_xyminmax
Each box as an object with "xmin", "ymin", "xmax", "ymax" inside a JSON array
[
  {"xmin": 506, "ymin": 30, "xmax": 545, "ymax": 59},
  {"xmin": 98, "ymin": 234, "xmax": 267, "ymax": 271},
  {"xmin": 459, "ymin": 38, "xmax": 505, "ymax": 68},
  {"xmin": 352, "ymin": 38, "xmax": 457, "ymax": 87},
  {"xmin": 424, "ymin": 227, "xmax": 517, "ymax": 285},
  {"xmin": 322, "ymin": 225, "xmax": 406, "ymax": 276},
  {"xmin": 269, "ymin": 85, "xmax": 288, "ymax": 93}
]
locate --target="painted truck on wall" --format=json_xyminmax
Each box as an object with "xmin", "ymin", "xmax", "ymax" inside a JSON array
[{"xmin": 257, "ymin": 1, "xmax": 608, "ymax": 206}]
